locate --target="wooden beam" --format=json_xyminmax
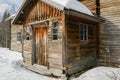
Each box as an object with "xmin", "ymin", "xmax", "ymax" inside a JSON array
[
  {"xmin": 37, "ymin": 2, "xmax": 39, "ymax": 21},
  {"xmin": 45, "ymin": 3, "xmax": 47, "ymax": 19},
  {"xmin": 41, "ymin": 2, "xmax": 43, "ymax": 20},
  {"xmin": 96, "ymin": 24, "xmax": 100, "ymax": 59},
  {"xmin": 96, "ymin": 0, "xmax": 100, "ymax": 16},
  {"xmin": 43, "ymin": 2, "xmax": 45, "ymax": 19},
  {"xmin": 32, "ymin": 26, "xmax": 36, "ymax": 64},
  {"xmin": 62, "ymin": 12, "xmax": 67, "ymax": 68}
]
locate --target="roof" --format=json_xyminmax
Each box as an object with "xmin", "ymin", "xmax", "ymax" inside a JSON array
[
  {"xmin": 13, "ymin": 0, "xmax": 101, "ymax": 24},
  {"xmin": 5, "ymin": 14, "xmax": 16, "ymax": 21},
  {"xmin": 41, "ymin": 0, "xmax": 93, "ymax": 16}
]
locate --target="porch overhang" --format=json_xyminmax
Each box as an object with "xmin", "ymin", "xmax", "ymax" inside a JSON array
[{"xmin": 64, "ymin": 9, "xmax": 104, "ymax": 23}]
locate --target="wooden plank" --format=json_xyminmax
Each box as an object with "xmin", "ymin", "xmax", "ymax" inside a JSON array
[
  {"xmin": 36, "ymin": 28, "xmax": 38, "ymax": 64},
  {"xmin": 41, "ymin": 2, "xmax": 43, "ymax": 20},
  {"xmin": 65, "ymin": 15, "xmax": 97, "ymax": 72},
  {"xmin": 62, "ymin": 13, "xmax": 66, "ymax": 67},
  {"xmin": 38, "ymin": 28, "xmax": 41, "ymax": 64},
  {"xmin": 44, "ymin": 28, "xmax": 47, "ymax": 65},
  {"xmin": 37, "ymin": 2, "xmax": 39, "ymax": 21},
  {"xmin": 24, "ymin": 1, "xmax": 62, "ymax": 25},
  {"xmin": 45, "ymin": 3, "xmax": 47, "ymax": 19},
  {"xmin": 32, "ymin": 27, "xmax": 36, "ymax": 64},
  {"xmin": 43, "ymin": 2, "xmax": 45, "ymax": 19},
  {"xmin": 40, "ymin": 1, "xmax": 42, "ymax": 20}
]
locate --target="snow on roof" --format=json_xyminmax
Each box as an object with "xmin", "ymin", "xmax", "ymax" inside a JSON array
[
  {"xmin": 6, "ymin": 14, "xmax": 16, "ymax": 21},
  {"xmin": 13, "ymin": 0, "xmax": 94, "ymax": 24},
  {"xmin": 42, "ymin": 0, "xmax": 93, "ymax": 16}
]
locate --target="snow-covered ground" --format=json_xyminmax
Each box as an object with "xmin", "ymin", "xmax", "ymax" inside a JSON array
[
  {"xmin": 75, "ymin": 67, "xmax": 120, "ymax": 80},
  {"xmin": 0, "ymin": 47, "xmax": 60, "ymax": 80},
  {"xmin": 0, "ymin": 47, "xmax": 120, "ymax": 80}
]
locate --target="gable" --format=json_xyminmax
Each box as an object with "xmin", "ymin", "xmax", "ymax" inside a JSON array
[
  {"xmin": 24, "ymin": 0, "xmax": 62, "ymax": 26},
  {"xmin": 13, "ymin": 0, "xmax": 37, "ymax": 24}
]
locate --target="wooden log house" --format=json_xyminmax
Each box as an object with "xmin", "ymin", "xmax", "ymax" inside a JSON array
[
  {"xmin": 80, "ymin": 0, "xmax": 120, "ymax": 67},
  {"xmin": 99, "ymin": 0, "xmax": 120, "ymax": 67},
  {"xmin": 12, "ymin": 0, "xmax": 102, "ymax": 77},
  {"xmin": 6, "ymin": 14, "xmax": 23, "ymax": 52}
]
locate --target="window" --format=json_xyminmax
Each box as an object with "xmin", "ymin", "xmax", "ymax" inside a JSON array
[
  {"xmin": 26, "ymin": 32, "xmax": 30, "ymax": 40},
  {"xmin": 26, "ymin": 26, "xmax": 31, "ymax": 40},
  {"xmin": 52, "ymin": 22, "xmax": 58, "ymax": 40},
  {"xmin": 17, "ymin": 32, "xmax": 21, "ymax": 41},
  {"xmin": 80, "ymin": 23, "xmax": 88, "ymax": 41}
]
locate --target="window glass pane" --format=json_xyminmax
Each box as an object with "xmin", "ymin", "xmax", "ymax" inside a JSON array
[
  {"xmin": 84, "ymin": 32, "xmax": 87, "ymax": 40},
  {"xmin": 80, "ymin": 35, "xmax": 83, "ymax": 40},
  {"xmin": 80, "ymin": 29, "xmax": 83, "ymax": 35},
  {"xmin": 17, "ymin": 32, "xmax": 21, "ymax": 41},
  {"xmin": 53, "ymin": 35, "xmax": 58, "ymax": 40},
  {"xmin": 81, "ymin": 25, "xmax": 83, "ymax": 30},
  {"xmin": 53, "ymin": 22, "xmax": 58, "ymax": 28},
  {"xmin": 84, "ymin": 25, "xmax": 86, "ymax": 30},
  {"xmin": 26, "ymin": 32, "xmax": 30, "ymax": 40},
  {"xmin": 53, "ymin": 29, "xmax": 58, "ymax": 34}
]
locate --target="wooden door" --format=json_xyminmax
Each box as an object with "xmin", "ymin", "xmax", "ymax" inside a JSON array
[{"xmin": 35, "ymin": 27, "xmax": 47, "ymax": 66}]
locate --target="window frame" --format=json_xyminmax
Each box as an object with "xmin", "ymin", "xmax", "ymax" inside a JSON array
[
  {"xmin": 79, "ymin": 23, "xmax": 88, "ymax": 41},
  {"xmin": 17, "ymin": 32, "xmax": 22, "ymax": 41},
  {"xmin": 26, "ymin": 26, "xmax": 31, "ymax": 40},
  {"xmin": 52, "ymin": 21, "xmax": 58, "ymax": 40}
]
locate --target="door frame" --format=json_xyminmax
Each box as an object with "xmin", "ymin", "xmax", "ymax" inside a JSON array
[{"xmin": 30, "ymin": 21, "xmax": 49, "ymax": 65}]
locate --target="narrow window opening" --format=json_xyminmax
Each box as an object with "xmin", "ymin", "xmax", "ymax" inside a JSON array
[
  {"xmin": 52, "ymin": 22, "xmax": 58, "ymax": 40},
  {"xmin": 17, "ymin": 32, "xmax": 21, "ymax": 41},
  {"xmin": 26, "ymin": 26, "xmax": 31, "ymax": 40}
]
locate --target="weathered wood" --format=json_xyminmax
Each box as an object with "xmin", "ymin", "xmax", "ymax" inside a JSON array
[
  {"xmin": 98, "ymin": 0, "xmax": 120, "ymax": 67},
  {"xmin": 12, "ymin": 0, "xmax": 103, "ymax": 77},
  {"xmin": 24, "ymin": 0, "xmax": 62, "ymax": 26},
  {"xmin": 11, "ymin": 24, "xmax": 23, "ymax": 52},
  {"xmin": 65, "ymin": 15, "xmax": 97, "ymax": 74},
  {"xmin": 62, "ymin": 12, "xmax": 66, "ymax": 68},
  {"xmin": 81, "ymin": 0, "xmax": 96, "ymax": 14}
]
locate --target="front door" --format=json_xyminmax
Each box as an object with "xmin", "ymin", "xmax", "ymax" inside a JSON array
[{"xmin": 35, "ymin": 27, "xmax": 48, "ymax": 66}]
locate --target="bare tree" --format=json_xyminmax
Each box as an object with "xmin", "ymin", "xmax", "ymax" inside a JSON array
[
  {"xmin": 0, "ymin": 10, "xmax": 11, "ymax": 48},
  {"xmin": 1, "ymin": 10, "xmax": 10, "ymax": 22},
  {"xmin": 9, "ymin": 5, "xmax": 16, "ymax": 15}
]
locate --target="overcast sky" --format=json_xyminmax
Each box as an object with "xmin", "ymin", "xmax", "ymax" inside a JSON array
[{"xmin": 0, "ymin": 0, "xmax": 23, "ymax": 19}]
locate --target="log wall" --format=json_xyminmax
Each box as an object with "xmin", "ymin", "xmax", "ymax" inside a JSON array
[
  {"xmin": 22, "ymin": 0, "xmax": 64, "ymax": 76},
  {"xmin": 65, "ymin": 15, "xmax": 97, "ymax": 74},
  {"xmin": 98, "ymin": 0, "xmax": 120, "ymax": 67},
  {"xmin": 80, "ymin": 0, "xmax": 120, "ymax": 67},
  {"xmin": 11, "ymin": 24, "xmax": 22, "ymax": 52},
  {"xmin": 24, "ymin": 0, "xmax": 62, "ymax": 26},
  {"xmin": 81, "ymin": 0, "xmax": 96, "ymax": 14}
]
